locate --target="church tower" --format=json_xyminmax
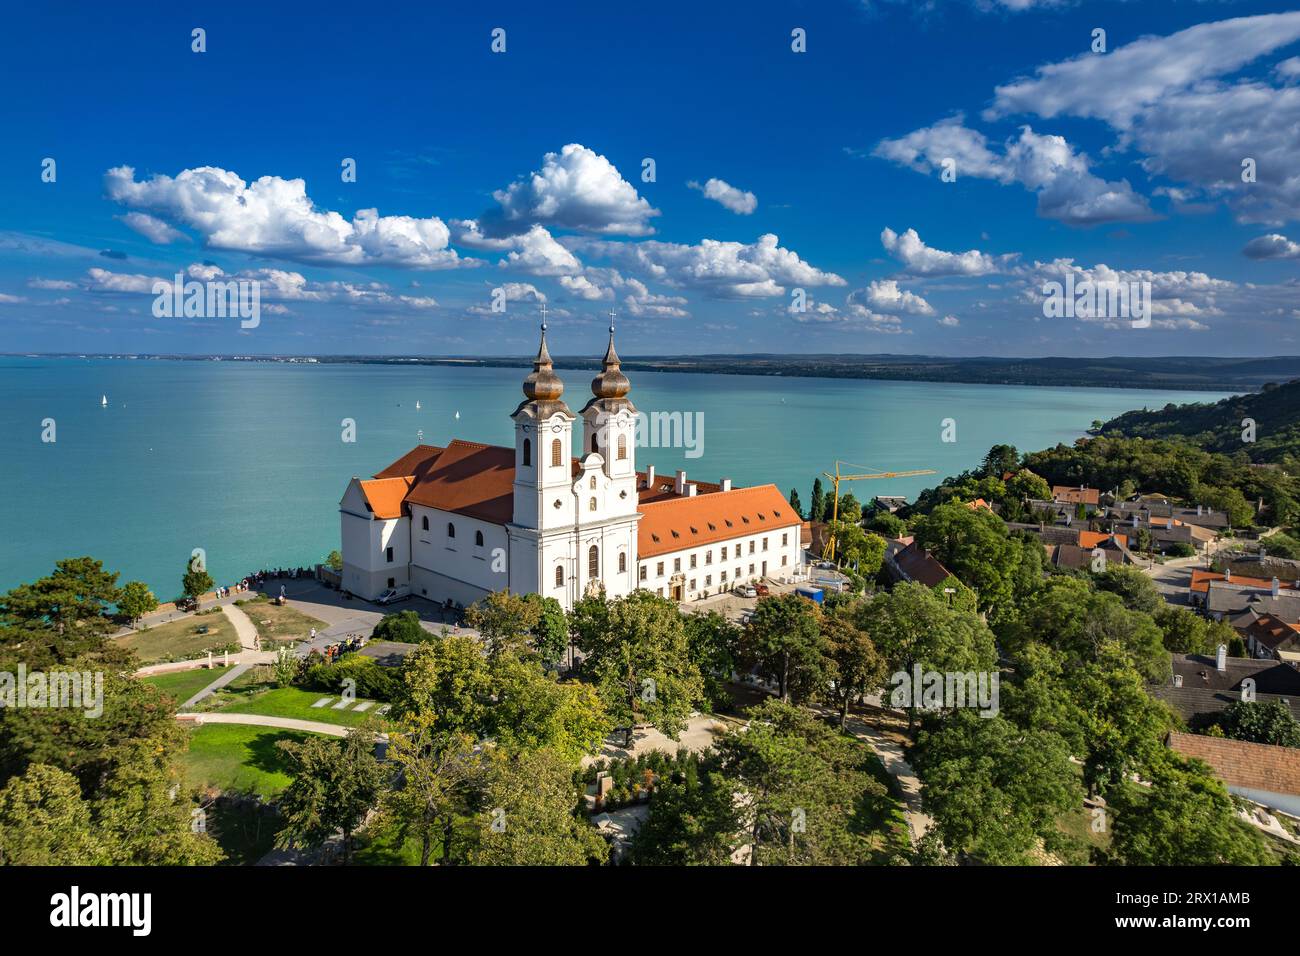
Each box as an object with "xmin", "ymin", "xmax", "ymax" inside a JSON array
[
  {"xmin": 580, "ymin": 317, "xmax": 639, "ymax": 517},
  {"xmin": 511, "ymin": 317, "xmax": 575, "ymax": 532}
]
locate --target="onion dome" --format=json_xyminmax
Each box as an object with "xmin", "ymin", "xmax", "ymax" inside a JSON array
[
  {"xmin": 590, "ymin": 325, "xmax": 630, "ymax": 400},
  {"xmin": 522, "ymin": 324, "xmax": 565, "ymax": 402}
]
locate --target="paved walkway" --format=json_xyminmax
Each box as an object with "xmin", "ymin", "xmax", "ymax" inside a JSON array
[
  {"xmin": 179, "ymin": 661, "xmax": 255, "ymax": 709},
  {"xmin": 176, "ymin": 712, "xmax": 350, "ymax": 737},
  {"xmin": 582, "ymin": 713, "xmax": 735, "ymax": 767},
  {"xmin": 842, "ymin": 699, "xmax": 932, "ymax": 844},
  {"xmin": 221, "ymin": 602, "xmax": 261, "ymax": 651}
]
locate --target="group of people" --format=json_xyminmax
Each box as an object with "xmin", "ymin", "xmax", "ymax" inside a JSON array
[{"xmin": 320, "ymin": 633, "xmax": 366, "ymax": 662}]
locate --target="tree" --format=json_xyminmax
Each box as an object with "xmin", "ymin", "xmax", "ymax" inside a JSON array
[
  {"xmin": 981, "ymin": 444, "xmax": 1020, "ymax": 478},
  {"xmin": 683, "ymin": 610, "xmax": 741, "ymax": 710},
  {"xmin": 1005, "ymin": 575, "xmax": 1169, "ymax": 684},
  {"xmin": 912, "ymin": 503, "xmax": 1024, "ymax": 620},
  {"xmin": 325, "ymin": 550, "xmax": 344, "ymax": 572},
  {"xmin": 181, "ymin": 559, "xmax": 214, "ymax": 608},
  {"xmin": 1102, "ymin": 754, "xmax": 1272, "ymax": 865},
  {"xmin": 1216, "ymin": 699, "xmax": 1300, "ymax": 748},
  {"xmin": 488, "ymin": 655, "xmax": 611, "ymax": 763},
  {"xmin": 390, "ymin": 635, "xmax": 493, "ymax": 735},
  {"xmin": 715, "ymin": 699, "xmax": 888, "ymax": 865},
  {"xmin": 465, "ymin": 589, "xmax": 541, "ymax": 661},
  {"xmin": 0, "ymin": 764, "xmax": 106, "ymax": 865},
  {"xmin": 788, "ymin": 488, "xmax": 804, "ymax": 519},
  {"xmin": 467, "ymin": 748, "xmax": 606, "ymax": 866},
  {"xmin": 825, "ymin": 522, "xmax": 886, "ymax": 579},
  {"xmin": 822, "ymin": 609, "xmax": 885, "ymax": 728},
  {"xmin": 1094, "ymin": 565, "xmax": 1162, "ymax": 615},
  {"xmin": 1007, "ymin": 469, "xmax": 1051, "ymax": 504},
  {"xmin": 629, "ymin": 756, "xmax": 739, "ymax": 865},
  {"xmin": 738, "ymin": 593, "xmax": 826, "ymax": 703},
  {"xmin": 835, "ymin": 492, "xmax": 863, "ymax": 524},
  {"xmin": 117, "ymin": 581, "xmax": 158, "ymax": 625},
  {"xmin": 910, "ymin": 711, "xmax": 1083, "ymax": 865},
  {"xmin": 0, "ymin": 557, "xmax": 131, "ymax": 668},
  {"xmin": 371, "ymin": 609, "xmax": 426, "ymax": 644},
  {"xmin": 574, "ymin": 590, "xmax": 704, "ymax": 748},
  {"xmin": 810, "ymin": 477, "xmax": 826, "ymax": 523},
  {"xmin": 861, "ymin": 583, "xmax": 998, "ymax": 728},
  {"xmin": 277, "ymin": 727, "xmax": 385, "ymax": 863},
  {"xmin": 866, "ymin": 511, "xmax": 906, "ymax": 538},
  {"xmin": 1154, "ymin": 605, "xmax": 1232, "ymax": 655},
  {"xmin": 529, "ymin": 595, "xmax": 569, "ymax": 668},
  {"xmin": 380, "ymin": 715, "xmax": 483, "ymax": 865}
]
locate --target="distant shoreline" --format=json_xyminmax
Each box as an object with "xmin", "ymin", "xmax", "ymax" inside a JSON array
[{"xmin": 5, "ymin": 352, "xmax": 1290, "ymax": 393}]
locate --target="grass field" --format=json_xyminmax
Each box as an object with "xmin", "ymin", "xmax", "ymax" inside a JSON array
[
  {"xmin": 207, "ymin": 800, "xmax": 284, "ymax": 866},
  {"xmin": 118, "ymin": 610, "xmax": 239, "ymax": 664},
  {"xmin": 140, "ymin": 665, "xmax": 234, "ymax": 706},
  {"xmin": 220, "ymin": 686, "xmax": 382, "ymax": 728},
  {"xmin": 237, "ymin": 596, "xmax": 328, "ymax": 647},
  {"xmin": 181, "ymin": 723, "xmax": 319, "ymax": 798}
]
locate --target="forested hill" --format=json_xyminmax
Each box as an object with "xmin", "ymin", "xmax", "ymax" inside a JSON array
[{"xmin": 1100, "ymin": 379, "xmax": 1300, "ymax": 464}]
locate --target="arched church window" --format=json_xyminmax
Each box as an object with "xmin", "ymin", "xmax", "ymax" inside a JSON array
[
  {"xmin": 618, "ymin": 552, "xmax": 627, "ymax": 573},
  {"xmin": 422, "ymin": 516, "xmax": 428, "ymax": 531},
  {"xmin": 522, "ymin": 438, "xmax": 531, "ymax": 466},
  {"xmin": 447, "ymin": 522, "xmax": 455, "ymax": 538},
  {"xmin": 555, "ymin": 565, "xmax": 564, "ymax": 587},
  {"xmin": 617, "ymin": 434, "xmax": 627, "ymax": 460},
  {"xmin": 588, "ymin": 545, "xmax": 599, "ymax": 579},
  {"xmin": 475, "ymin": 530, "xmax": 484, "ymax": 547},
  {"xmin": 551, "ymin": 439, "xmax": 562, "ymax": 467}
]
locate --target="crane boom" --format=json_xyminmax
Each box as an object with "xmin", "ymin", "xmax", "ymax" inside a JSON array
[{"xmin": 820, "ymin": 460, "xmax": 936, "ymax": 563}]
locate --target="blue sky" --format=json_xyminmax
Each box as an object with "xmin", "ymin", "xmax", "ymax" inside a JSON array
[{"xmin": 2, "ymin": 0, "xmax": 1299, "ymax": 357}]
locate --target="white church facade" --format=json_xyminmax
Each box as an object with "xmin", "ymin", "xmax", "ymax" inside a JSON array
[{"xmin": 339, "ymin": 324, "xmax": 803, "ymax": 610}]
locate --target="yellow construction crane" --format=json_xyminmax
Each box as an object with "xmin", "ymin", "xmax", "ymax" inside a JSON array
[{"xmin": 821, "ymin": 460, "xmax": 936, "ymax": 563}]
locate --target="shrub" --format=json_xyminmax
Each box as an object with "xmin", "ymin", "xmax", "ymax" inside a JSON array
[{"xmin": 300, "ymin": 653, "xmax": 396, "ymax": 700}]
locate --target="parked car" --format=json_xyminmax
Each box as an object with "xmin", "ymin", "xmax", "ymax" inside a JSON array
[
  {"xmin": 754, "ymin": 583, "xmax": 770, "ymax": 597},
  {"xmin": 375, "ymin": 588, "xmax": 408, "ymax": 605},
  {"xmin": 733, "ymin": 584, "xmax": 757, "ymax": 598}
]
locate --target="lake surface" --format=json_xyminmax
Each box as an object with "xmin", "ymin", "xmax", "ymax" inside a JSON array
[{"xmin": 0, "ymin": 357, "xmax": 1230, "ymax": 597}]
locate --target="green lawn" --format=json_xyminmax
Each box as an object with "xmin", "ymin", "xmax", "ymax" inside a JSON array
[
  {"xmin": 236, "ymin": 596, "xmax": 328, "ymax": 647},
  {"xmin": 220, "ymin": 686, "xmax": 382, "ymax": 728},
  {"xmin": 181, "ymin": 723, "xmax": 319, "ymax": 798},
  {"xmin": 140, "ymin": 665, "xmax": 233, "ymax": 706},
  {"xmin": 117, "ymin": 610, "xmax": 239, "ymax": 664}
]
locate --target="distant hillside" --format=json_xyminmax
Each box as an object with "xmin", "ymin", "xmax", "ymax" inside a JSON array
[
  {"xmin": 38, "ymin": 353, "xmax": 1300, "ymax": 392},
  {"xmin": 1099, "ymin": 379, "xmax": 1300, "ymax": 463}
]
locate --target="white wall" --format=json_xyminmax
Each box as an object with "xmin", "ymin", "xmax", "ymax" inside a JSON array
[{"xmin": 638, "ymin": 524, "xmax": 801, "ymax": 600}]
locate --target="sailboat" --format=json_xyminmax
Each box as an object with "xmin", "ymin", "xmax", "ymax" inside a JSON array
[
  {"xmin": 454, "ymin": 411, "xmax": 460, "ymax": 420},
  {"xmin": 415, "ymin": 400, "xmax": 421, "ymax": 410},
  {"xmin": 100, "ymin": 394, "xmax": 108, "ymax": 407}
]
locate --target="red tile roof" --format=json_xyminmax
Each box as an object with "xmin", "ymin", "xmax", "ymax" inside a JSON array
[
  {"xmin": 1168, "ymin": 732, "xmax": 1300, "ymax": 797},
  {"xmin": 1052, "ymin": 485, "xmax": 1100, "ymax": 506},
  {"xmin": 637, "ymin": 484, "xmax": 801, "ymax": 559},
  {"xmin": 1190, "ymin": 570, "xmax": 1277, "ymax": 594},
  {"xmin": 366, "ymin": 442, "xmax": 782, "ymax": 556}
]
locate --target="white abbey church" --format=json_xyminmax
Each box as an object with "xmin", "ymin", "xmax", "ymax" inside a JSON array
[{"xmin": 339, "ymin": 324, "xmax": 803, "ymax": 610}]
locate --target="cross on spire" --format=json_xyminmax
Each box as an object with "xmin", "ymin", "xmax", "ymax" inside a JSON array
[
  {"xmin": 608, "ymin": 307, "xmax": 617, "ymax": 333},
  {"xmin": 539, "ymin": 302, "xmax": 549, "ymax": 330}
]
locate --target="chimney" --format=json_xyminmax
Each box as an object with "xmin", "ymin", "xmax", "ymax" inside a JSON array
[
  {"xmin": 1132, "ymin": 514, "xmax": 1139, "ymax": 528},
  {"xmin": 1225, "ymin": 568, "xmax": 1232, "ymax": 583},
  {"xmin": 1173, "ymin": 674, "xmax": 1183, "ymax": 688},
  {"xmin": 674, "ymin": 469, "xmax": 686, "ymax": 496},
  {"xmin": 687, "ymin": 483, "xmax": 698, "ymax": 498},
  {"xmin": 720, "ymin": 477, "xmax": 732, "ymax": 492},
  {"xmin": 645, "ymin": 464, "xmax": 655, "ymax": 488},
  {"xmin": 1216, "ymin": 644, "xmax": 1227, "ymax": 671},
  {"xmin": 1197, "ymin": 504, "xmax": 1203, "ymax": 516},
  {"xmin": 1273, "ymin": 577, "xmax": 1281, "ymax": 598}
]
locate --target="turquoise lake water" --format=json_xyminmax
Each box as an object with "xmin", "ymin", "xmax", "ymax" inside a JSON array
[{"xmin": 0, "ymin": 357, "xmax": 1230, "ymax": 597}]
